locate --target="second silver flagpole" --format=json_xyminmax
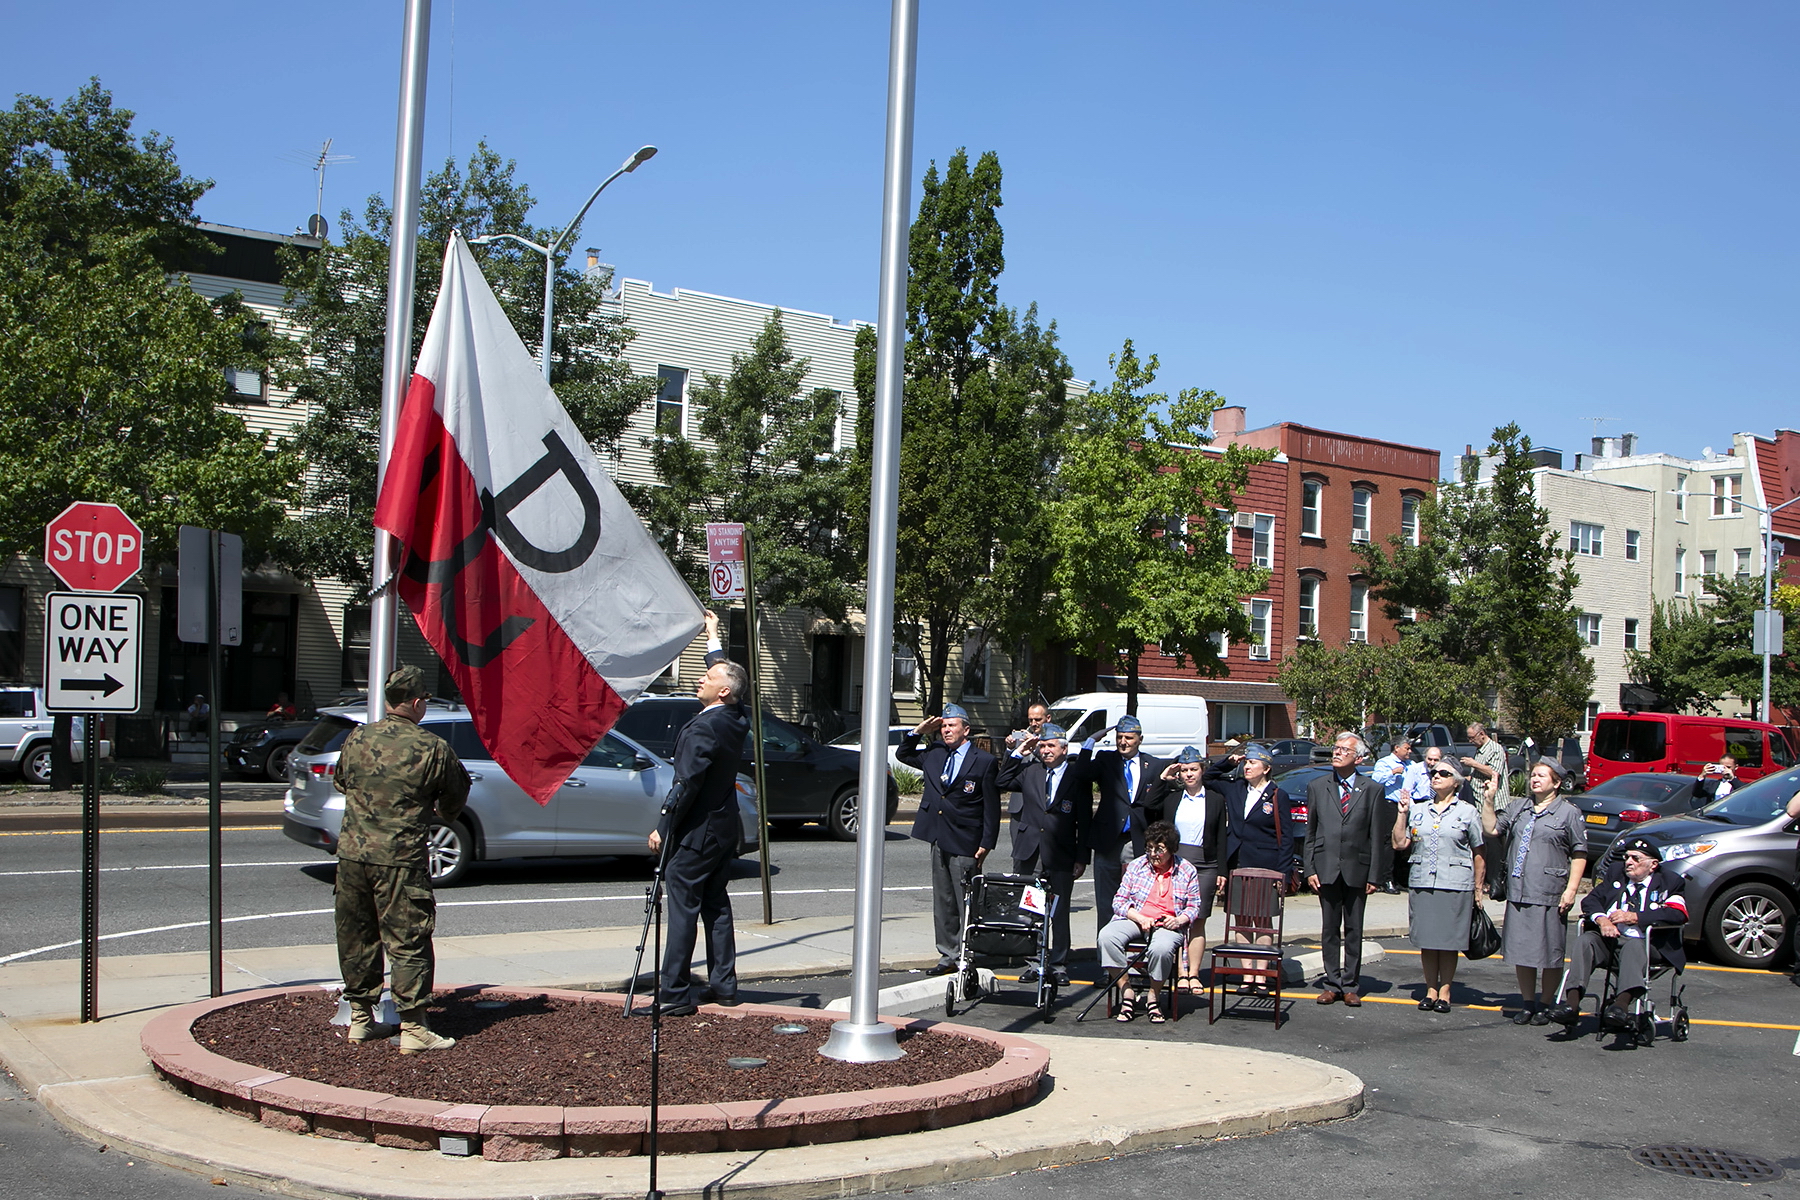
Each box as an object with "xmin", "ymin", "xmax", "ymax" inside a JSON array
[{"xmin": 819, "ymin": 0, "xmax": 918, "ymax": 1064}]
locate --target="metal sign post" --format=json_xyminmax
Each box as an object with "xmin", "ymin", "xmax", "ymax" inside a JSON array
[
  {"xmin": 180, "ymin": 525, "xmax": 242, "ymax": 998},
  {"xmin": 80, "ymin": 713, "xmax": 99, "ymax": 1022},
  {"xmin": 741, "ymin": 533, "xmax": 774, "ymax": 927}
]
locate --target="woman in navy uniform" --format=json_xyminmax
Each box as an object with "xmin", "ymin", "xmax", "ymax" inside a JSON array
[
  {"xmin": 1150, "ymin": 745, "xmax": 1227, "ymax": 993},
  {"xmin": 1206, "ymin": 743, "xmax": 1296, "ymax": 993}
]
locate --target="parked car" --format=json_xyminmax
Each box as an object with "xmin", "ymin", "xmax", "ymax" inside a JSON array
[
  {"xmin": 1585, "ymin": 711, "xmax": 1797, "ymax": 789},
  {"xmin": 1570, "ymin": 771, "xmax": 1707, "ymax": 859},
  {"xmin": 0, "ymin": 687, "xmax": 110, "ymax": 784},
  {"xmin": 1595, "ymin": 765, "xmax": 1800, "ymax": 969},
  {"xmin": 283, "ymin": 702, "xmax": 760, "ymax": 885},
  {"xmin": 1261, "ymin": 739, "xmax": 1319, "ymax": 771},
  {"xmin": 611, "ymin": 697, "xmax": 898, "ymax": 840},
  {"xmin": 1045, "ymin": 692, "xmax": 1209, "ymax": 759},
  {"xmin": 828, "ymin": 724, "xmax": 913, "ymax": 771},
  {"xmin": 226, "ymin": 719, "xmax": 315, "ymax": 782}
]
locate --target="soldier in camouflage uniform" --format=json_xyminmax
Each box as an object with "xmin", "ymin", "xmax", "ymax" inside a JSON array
[{"xmin": 332, "ymin": 665, "xmax": 470, "ymax": 1053}]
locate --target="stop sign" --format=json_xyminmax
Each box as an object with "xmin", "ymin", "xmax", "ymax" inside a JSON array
[{"xmin": 44, "ymin": 502, "xmax": 144, "ymax": 593}]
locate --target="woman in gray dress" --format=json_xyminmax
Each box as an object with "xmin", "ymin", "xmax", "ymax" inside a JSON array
[
  {"xmin": 1481, "ymin": 759, "xmax": 1587, "ymax": 1025},
  {"xmin": 1392, "ymin": 760, "xmax": 1485, "ymax": 1012}
]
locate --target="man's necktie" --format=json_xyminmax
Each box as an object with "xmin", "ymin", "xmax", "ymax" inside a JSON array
[
  {"xmin": 1046, "ymin": 766, "xmax": 1059, "ymax": 809},
  {"xmin": 1122, "ymin": 759, "xmax": 1135, "ymax": 831},
  {"xmin": 1339, "ymin": 775, "xmax": 1353, "ymax": 818},
  {"xmin": 941, "ymin": 752, "xmax": 954, "ymax": 788}
]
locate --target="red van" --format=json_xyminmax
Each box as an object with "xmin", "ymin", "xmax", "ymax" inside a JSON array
[{"xmin": 1585, "ymin": 712, "xmax": 1797, "ymax": 788}]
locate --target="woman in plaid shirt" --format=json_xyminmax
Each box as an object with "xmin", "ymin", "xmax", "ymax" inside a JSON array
[{"xmin": 1099, "ymin": 821, "xmax": 1203, "ymax": 1024}]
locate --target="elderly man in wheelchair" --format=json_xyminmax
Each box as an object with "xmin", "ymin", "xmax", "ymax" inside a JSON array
[{"xmin": 1547, "ymin": 836, "xmax": 1687, "ymax": 1034}]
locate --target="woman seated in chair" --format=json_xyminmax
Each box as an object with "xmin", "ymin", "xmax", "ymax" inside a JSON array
[{"xmin": 1098, "ymin": 820, "xmax": 1202, "ymax": 1025}]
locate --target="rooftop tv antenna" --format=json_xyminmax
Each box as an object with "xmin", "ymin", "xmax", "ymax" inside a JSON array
[
  {"xmin": 1582, "ymin": 415, "xmax": 1619, "ymax": 438},
  {"xmin": 281, "ymin": 139, "xmax": 354, "ymax": 239}
]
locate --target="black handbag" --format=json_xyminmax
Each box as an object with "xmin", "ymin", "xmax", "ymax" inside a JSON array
[{"xmin": 1467, "ymin": 900, "xmax": 1502, "ymax": 960}]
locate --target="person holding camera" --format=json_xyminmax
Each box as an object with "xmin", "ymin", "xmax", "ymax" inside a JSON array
[{"xmin": 1696, "ymin": 755, "xmax": 1739, "ymax": 801}]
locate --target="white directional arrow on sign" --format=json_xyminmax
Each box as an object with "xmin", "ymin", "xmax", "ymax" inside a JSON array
[{"xmin": 43, "ymin": 591, "xmax": 143, "ymax": 714}]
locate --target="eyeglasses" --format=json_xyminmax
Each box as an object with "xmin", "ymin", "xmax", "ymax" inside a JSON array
[
  {"xmin": 1429, "ymin": 769, "xmax": 1457, "ymax": 779},
  {"xmin": 1623, "ymin": 852, "xmax": 1654, "ymax": 862}
]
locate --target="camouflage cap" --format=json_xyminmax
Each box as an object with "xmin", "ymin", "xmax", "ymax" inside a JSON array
[{"xmin": 384, "ymin": 664, "xmax": 430, "ymax": 704}]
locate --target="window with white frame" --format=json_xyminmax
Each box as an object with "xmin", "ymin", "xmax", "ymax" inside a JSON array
[
  {"xmin": 891, "ymin": 635, "xmax": 919, "ymax": 696},
  {"xmin": 654, "ymin": 365, "xmax": 687, "ymax": 435},
  {"xmin": 1212, "ymin": 509, "xmax": 1230, "ymax": 555},
  {"xmin": 1674, "ymin": 547, "xmax": 1687, "ymax": 594},
  {"xmin": 1208, "ymin": 629, "xmax": 1227, "ymax": 657},
  {"xmin": 1712, "ymin": 474, "xmax": 1741, "ymax": 516},
  {"xmin": 1623, "ymin": 617, "xmax": 1640, "ymax": 650},
  {"xmin": 1252, "ymin": 514, "xmax": 1274, "ymax": 568},
  {"xmin": 1700, "ymin": 550, "xmax": 1717, "ymax": 592},
  {"xmin": 961, "ymin": 633, "xmax": 989, "ymax": 700},
  {"xmin": 1301, "ymin": 479, "xmax": 1322, "ymax": 537},
  {"xmin": 1297, "ymin": 576, "xmax": 1319, "ymax": 639},
  {"xmin": 1351, "ymin": 489, "xmax": 1371, "ymax": 542},
  {"xmin": 1576, "ymin": 613, "xmax": 1602, "ymax": 646},
  {"xmin": 1735, "ymin": 548, "xmax": 1753, "ymax": 580},
  {"xmin": 1349, "ymin": 582, "xmax": 1368, "ymax": 642},
  {"xmin": 1401, "ymin": 494, "xmax": 1421, "ymax": 546},
  {"xmin": 1624, "ymin": 529, "xmax": 1641, "ymax": 561},
  {"xmin": 1583, "ymin": 701, "xmax": 1601, "ymax": 734},
  {"xmin": 1244, "ymin": 598, "xmax": 1272, "ymax": 660},
  {"xmin": 1219, "ymin": 703, "xmax": 1266, "ymax": 740},
  {"xmin": 1674, "ymin": 474, "xmax": 1687, "ymax": 517},
  {"xmin": 1569, "ymin": 522, "xmax": 1604, "ymax": 557}
]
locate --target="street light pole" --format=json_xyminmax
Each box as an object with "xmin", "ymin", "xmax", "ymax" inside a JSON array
[
  {"xmin": 470, "ymin": 144, "xmax": 656, "ymax": 383},
  {"xmin": 1750, "ymin": 494, "xmax": 1800, "ymax": 722}
]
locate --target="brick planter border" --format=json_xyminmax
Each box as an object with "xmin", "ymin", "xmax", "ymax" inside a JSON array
[{"xmin": 140, "ymin": 986, "xmax": 1049, "ymax": 1161}]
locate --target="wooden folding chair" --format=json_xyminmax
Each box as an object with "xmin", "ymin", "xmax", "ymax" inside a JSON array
[{"xmin": 1207, "ymin": 867, "xmax": 1286, "ymax": 1026}]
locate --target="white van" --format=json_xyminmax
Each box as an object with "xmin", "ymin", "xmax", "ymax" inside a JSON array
[{"xmin": 1044, "ymin": 692, "xmax": 1209, "ymax": 760}]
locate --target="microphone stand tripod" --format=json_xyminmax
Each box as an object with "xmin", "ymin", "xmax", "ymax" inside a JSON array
[{"xmin": 625, "ymin": 824, "xmax": 678, "ymax": 1200}]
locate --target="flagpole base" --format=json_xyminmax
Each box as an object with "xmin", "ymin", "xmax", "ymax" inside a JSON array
[{"xmin": 818, "ymin": 1019, "xmax": 905, "ymax": 1063}]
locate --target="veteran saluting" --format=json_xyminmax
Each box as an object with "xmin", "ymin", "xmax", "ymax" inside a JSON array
[{"xmin": 902, "ymin": 704, "xmax": 1001, "ymax": 976}]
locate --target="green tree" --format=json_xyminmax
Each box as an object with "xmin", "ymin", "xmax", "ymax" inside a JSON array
[
  {"xmin": 851, "ymin": 149, "xmax": 1071, "ymax": 712},
  {"xmin": 1043, "ymin": 341, "xmax": 1270, "ymax": 710},
  {"xmin": 644, "ymin": 312, "xmax": 857, "ymax": 617},
  {"xmin": 1356, "ymin": 424, "xmax": 1593, "ymax": 745},
  {"xmin": 277, "ymin": 142, "xmax": 653, "ymax": 594},
  {"xmin": 1277, "ymin": 637, "xmax": 1490, "ymax": 736},
  {"xmin": 0, "ymin": 82, "xmax": 301, "ymax": 563},
  {"xmin": 1628, "ymin": 576, "xmax": 1800, "ymax": 714}
]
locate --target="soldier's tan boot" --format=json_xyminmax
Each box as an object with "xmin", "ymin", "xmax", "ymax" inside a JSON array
[
  {"xmin": 346, "ymin": 1002, "xmax": 399, "ymax": 1043},
  {"xmin": 397, "ymin": 1010, "xmax": 456, "ymax": 1054}
]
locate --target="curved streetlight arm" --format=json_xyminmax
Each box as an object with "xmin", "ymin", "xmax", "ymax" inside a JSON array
[
  {"xmin": 468, "ymin": 231, "xmax": 550, "ymax": 256},
  {"xmin": 547, "ymin": 146, "xmax": 656, "ymax": 259}
]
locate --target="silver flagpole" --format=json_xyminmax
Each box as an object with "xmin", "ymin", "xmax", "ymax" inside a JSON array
[
  {"xmin": 819, "ymin": 0, "xmax": 917, "ymax": 1064},
  {"xmin": 368, "ymin": 0, "xmax": 433, "ymax": 722}
]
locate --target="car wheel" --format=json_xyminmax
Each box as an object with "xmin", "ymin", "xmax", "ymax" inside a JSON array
[
  {"xmin": 426, "ymin": 820, "xmax": 475, "ymax": 886},
  {"xmin": 826, "ymin": 789, "xmax": 862, "ymax": 841},
  {"xmin": 264, "ymin": 744, "xmax": 294, "ymax": 783},
  {"xmin": 1705, "ymin": 881, "xmax": 1794, "ymax": 968},
  {"xmin": 23, "ymin": 745, "xmax": 52, "ymax": 786}
]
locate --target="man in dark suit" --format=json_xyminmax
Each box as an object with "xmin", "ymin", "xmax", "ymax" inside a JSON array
[
  {"xmin": 998, "ymin": 723, "xmax": 1091, "ymax": 985},
  {"xmin": 1303, "ymin": 732, "xmax": 1391, "ymax": 1006},
  {"xmin": 647, "ymin": 614, "xmax": 749, "ymax": 1016},
  {"xmin": 901, "ymin": 703, "xmax": 1001, "ymax": 974},
  {"xmin": 1005, "ymin": 701, "xmax": 1051, "ymax": 863},
  {"xmin": 1079, "ymin": 713, "xmax": 1166, "ymax": 942}
]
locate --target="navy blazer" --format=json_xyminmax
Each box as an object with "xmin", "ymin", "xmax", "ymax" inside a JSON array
[
  {"xmin": 1081, "ymin": 746, "xmax": 1165, "ymax": 860},
  {"xmin": 997, "ymin": 752, "xmax": 1092, "ymax": 871},
  {"xmin": 900, "ymin": 738, "xmax": 1001, "ymax": 858},
  {"xmin": 1579, "ymin": 862, "xmax": 1688, "ymax": 971},
  {"xmin": 657, "ymin": 700, "xmax": 749, "ymax": 853},
  {"xmin": 1145, "ymin": 774, "xmax": 1228, "ymax": 866},
  {"xmin": 1206, "ymin": 760, "xmax": 1299, "ymax": 872}
]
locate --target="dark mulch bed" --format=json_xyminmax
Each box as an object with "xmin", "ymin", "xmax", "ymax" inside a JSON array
[{"xmin": 190, "ymin": 992, "xmax": 1003, "ymax": 1108}]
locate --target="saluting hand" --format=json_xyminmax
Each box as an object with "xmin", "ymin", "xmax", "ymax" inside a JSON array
[{"xmin": 1159, "ymin": 763, "xmax": 1180, "ymax": 781}]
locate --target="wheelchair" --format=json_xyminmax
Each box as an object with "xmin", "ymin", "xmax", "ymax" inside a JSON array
[{"xmin": 1591, "ymin": 944, "xmax": 1689, "ymax": 1047}]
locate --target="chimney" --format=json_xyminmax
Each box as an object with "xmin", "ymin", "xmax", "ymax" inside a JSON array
[
  {"xmin": 1213, "ymin": 405, "xmax": 1246, "ymax": 437},
  {"xmin": 1592, "ymin": 436, "xmax": 1607, "ymax": 457},
  {"xmin": 1621, "ymin": 432, "xmax": 1637, "ymax": 456}
]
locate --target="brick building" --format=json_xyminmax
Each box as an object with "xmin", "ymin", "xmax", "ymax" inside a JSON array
[{"xmin": 1122, "ymin": 407, "xmax": 1440, "ymax": 740}]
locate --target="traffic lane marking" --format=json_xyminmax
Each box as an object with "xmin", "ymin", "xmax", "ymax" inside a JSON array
[
  {"xmin": 0, "ymin": 884, "xmax": 937, "ymax": 964},
  {"xmin": 0, "ymin": 860, "xmax": 323, "ymax": 877},
  {"xmin": 1379, "ymin": 944, "xmax": 1785, "ymax": 978},
  {"xmin": 0, "ymin": 826, "xmax": 277, "ymax": 837}
]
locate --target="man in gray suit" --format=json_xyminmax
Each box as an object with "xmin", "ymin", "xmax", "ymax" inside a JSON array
[{"xmin": 1303, "ymin": 733, "xmax": 1391, "ymax": 1006}]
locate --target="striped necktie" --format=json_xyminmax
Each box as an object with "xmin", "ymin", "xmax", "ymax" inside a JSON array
[{"xmin": 1339, "ymin": 775, "xmax": 1352, "ymax": 817}]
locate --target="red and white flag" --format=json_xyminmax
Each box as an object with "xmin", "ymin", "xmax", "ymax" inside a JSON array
[{"xmin": 374, "ymin": 234, "xmax": 704, "ymax": 802}]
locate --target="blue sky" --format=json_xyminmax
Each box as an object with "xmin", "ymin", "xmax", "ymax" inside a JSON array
[{"xmin": 6, "ymin": 2, "xmax": 1795, "ymax": 471}]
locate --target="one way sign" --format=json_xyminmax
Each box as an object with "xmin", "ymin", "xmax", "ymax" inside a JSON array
[{"xmin": 43, "ymin": 592, "xmax": 142, "ymax": 714}]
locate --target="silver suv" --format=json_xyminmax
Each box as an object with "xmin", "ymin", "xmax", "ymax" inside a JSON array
[
  {"xmin": 282, "ymin": 702, "xmax": 760, "ymax": 885},
  {"xmin": 0, "ymin": 688, "xmax": 110, "ymax": 784}
]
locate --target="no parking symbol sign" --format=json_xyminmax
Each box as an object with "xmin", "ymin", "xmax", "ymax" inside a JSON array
[{"xmin": 706, "ymin": 523, "xmax": 746, "ymax": 600}]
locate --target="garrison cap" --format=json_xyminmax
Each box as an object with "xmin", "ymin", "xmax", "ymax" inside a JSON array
[
  {"xmin": 1116, "ymin": 714, "xmax": 1144, "ymax": 734},
  {"xmin": 1242, "ymin": 743, "xmax": 1274, "ymax": 764},
  {"xmin": 940, "ymin": 703, "xmax": 970, "ymax": 722},
  {"xmin": 384, "ymin": 664, "xmax": 430, "ymax": 703},
  {"xmin": 1536, "ymin": 756, "xmax": 1570, "ymax": 781},
  {"xmin": 1176, "ymin": 746, "xmax": 1205, "ymax": 764},
  {"xmin": 1039, "ymin": 723, "xmax": 1067, "ymax": 742}
]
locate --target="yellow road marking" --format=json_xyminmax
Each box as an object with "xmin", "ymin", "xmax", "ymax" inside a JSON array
[
  {"xmin": 1381, "ymin": 945, "xmax": 1783, "ymax": 976},
  {"xmin": 0, "ymin": 826, "xmax": 274, "ymax": 837}
]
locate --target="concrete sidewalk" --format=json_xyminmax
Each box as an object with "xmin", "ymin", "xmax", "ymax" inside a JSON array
[{"xmin": 0, "ymin": 896, "xmax": 1389, "ymax": 1199}]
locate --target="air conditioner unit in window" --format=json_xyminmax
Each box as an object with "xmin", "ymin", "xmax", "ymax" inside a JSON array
[
  {"xmin": 1233, "ymin": 512, "xmax": 1256, "ymax": 530},
  {"xmin": 1351, "ymin": 528, "xmax": 1370, "ymax": 543},
  {"xmin": 1349, "ymin": 630, "xmax": 1368, "ymax": 643},
  {"xmin": 1248, "ymin": 644, "xmax": 1270, "ymax": 660}
]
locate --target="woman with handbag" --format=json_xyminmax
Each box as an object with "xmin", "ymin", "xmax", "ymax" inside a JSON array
[
  {"xmin": 1392, "ymin": 759, "xmax": 1486, "ymax": 1012},
  {"xmin": 1482, "ymin": 759, "xmax": 1588, "ymax": 1025}
]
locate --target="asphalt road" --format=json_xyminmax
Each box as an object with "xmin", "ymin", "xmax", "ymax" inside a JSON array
[{"xmin": 0, "ymin": 821, "xmax": 954, "ymax": 965}]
